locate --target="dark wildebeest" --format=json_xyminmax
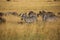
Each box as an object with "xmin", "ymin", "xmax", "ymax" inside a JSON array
[
  {"xmin": 0, "ymin": 12, "xmax": 6, "ymax": 23},
  {"xmin": 7, "ymin": 0, "xmax": 10, "ymax": 1},
  {"xmin": 57, "ymin": 12, "xmax": 60, "ymax": 15},
  {"xmin": 0, "ymin": 18, "xmax": 6, "ymax": 24},
  {"xmin": 11, "ymin": 12, "xmax": 18, "ymax": 16},
  {"xmin": 0, "ymin": 12, "xmax": 4, "ymax": 16},
  {"xmin": 5, "ymin": 12, "xmax": 18, "ymax": 16}
]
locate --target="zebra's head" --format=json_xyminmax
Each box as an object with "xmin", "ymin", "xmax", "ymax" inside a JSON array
[
  {"xmin": 28, "ymin": 11, "xmax": 36, "ymax": 17},
  {"xmin": 57, "ymin": 12, "xmax": 60, "ymax": 15},
  {"xmin": 19, "ymin": 13, "xmax": 27, "ymax": 20},
  {"xmin": 38, "ymin": 10, "xmax": 46, "ymax": 16},
  {"xmin": 47, "ymin": 12, "xmax": 56, "ymax": 17}
]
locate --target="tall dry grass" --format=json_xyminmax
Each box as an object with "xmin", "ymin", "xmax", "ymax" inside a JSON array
[{"xmin": 0, "ymin": 17, "xmax": 59, "ymax": 40}]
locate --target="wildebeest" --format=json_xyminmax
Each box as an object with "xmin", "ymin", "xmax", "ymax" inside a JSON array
[
  {"xmin": 11, "ymin": 12, "xmax": 18, "ymax": 16},
  {"xmin": 0, "ymin": 12, "xmax": 6, "ymax": 24},
  {"xmin": 57, "ymin": 12, "xmax": 60, "ymax": 15},
  {"xmin": 20, "ymin": 13, "xmax": 37, "ymax": 23},
  {"xmin": 5, "ymin": 12, "xmax": 18, "ymax": 16},
  {"xmin": 17, "ymin": 21, "xmax": 23, "ymax": 24},
  {"xmin": 0, "ymin": 18, "xmax": 6, "ymax": 24},
  {"xmin": 7, "ymin": 0, "xmax": 10, "ymax": 1},
  {"xmin": 0, "ymin": 12, "xmax": 4, "ymax": 16}
]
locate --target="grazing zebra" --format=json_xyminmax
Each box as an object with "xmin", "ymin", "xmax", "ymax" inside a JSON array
[
  {"xmin": 46, "ymin": 12, "xmax": 57, "ymax": 21},
  {"xmin": 38, "ymin": 10, "xmax": 57, "ymax": 21},
  {"xmin": 38, "ymin": 10, "xmax": 47, "ymax": 21},
  {"xmin": 20, "ymin": 13, "xmax": 37, "ymax": 23}
]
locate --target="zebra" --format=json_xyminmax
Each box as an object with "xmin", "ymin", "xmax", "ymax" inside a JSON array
[
  {"xmin": 45, "ymin": 12, "xmax": 57, "ymax": 21},
  {"xmin": 38, "ymin": 10, "xmax": 47, "ymax": 21},
  {"xmin": 20, "ymin": 13, "xmax": 37, "ymax": 23},
  {"xmin": 38, "ymin": 10, "xmax": 57, "ymax": 21}
]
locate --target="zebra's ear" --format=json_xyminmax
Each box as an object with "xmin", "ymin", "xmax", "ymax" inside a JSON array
[{"xmin": 41, "ymin": 10, "xmax": 46, "ymax": 13}]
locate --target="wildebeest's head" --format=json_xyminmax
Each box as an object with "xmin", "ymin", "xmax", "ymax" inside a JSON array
[
  {"xmin": 0, "ymin": 18, "xmax": 6, "ymax": 24},
  {"xmin": 57, "ymin": 12, "xmax": 60, "ymax": 15},
  {"xmin": 0, "ymin": 12, "xmax": 4, "ymax": 17}
]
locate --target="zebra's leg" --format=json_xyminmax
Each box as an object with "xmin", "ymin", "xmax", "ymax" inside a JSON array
[{"xmin": 42, "ymin": 15, "xmax": 47, "ymax": 21}]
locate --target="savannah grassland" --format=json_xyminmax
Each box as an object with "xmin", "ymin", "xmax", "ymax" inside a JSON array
[{"xmin": 0, "ymin": 0, "xmax": 60, "ymax": 40}]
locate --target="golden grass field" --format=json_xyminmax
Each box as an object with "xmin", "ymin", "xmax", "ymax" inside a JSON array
[{"xmin": 0, "ymin": 0, "xmax": 60, "ymax": 40}]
